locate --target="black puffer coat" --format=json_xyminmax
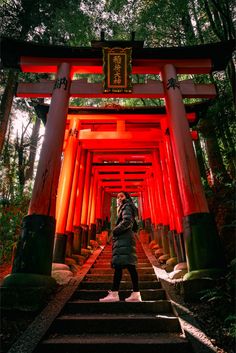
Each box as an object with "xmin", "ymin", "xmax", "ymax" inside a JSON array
[{"xmin": 111, "ymin": 199, "xmax": 138, "ymax": 268}]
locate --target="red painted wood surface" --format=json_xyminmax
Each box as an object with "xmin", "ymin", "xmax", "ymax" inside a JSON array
[
  {"xmin": 80, "ymin": 152, "xmax": 93, "ymax": 225},
  {"xmin": 56, "ymin": 117, "xmax": 80, "ymax": 233},
  {"xmin": 28, "ymin": 63, "xmax": 72, "ymax": 216},
  {"xmin": 152, "ymin": 150, "xmax": 169, "ymax": 225},
  {"xmin": 66, "ymin": 144, "xmax": 82, "ymax": 232},
  {"xmin": 73, "ymin": 150, "xmax": 87, "ymax": 227},
  {"xmin": 162, "ymin": 64, "xmax": 209, "ymax": 215},
  {"xmin": 159, "ymin": 142, "xmax": 176, "ymax": 230},
  {"xmin": 20, "ymin": 56, "xmax": 212, "ymax": 74},
  {"xmin": 17, "ymin": 79, "xmax": 216, "ymax": 99},
  {"xmin": 89, "ymin": 174, "xmax": 99, "ymax": 224},
  {"xmin": 161, "ymin": 120, "xmax": 184, "ymax": 233}
]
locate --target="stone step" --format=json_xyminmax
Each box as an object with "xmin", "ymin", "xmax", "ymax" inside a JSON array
[
  {"xmin": 93, "ymin": 262, "xmax": 152, "ymax": 268},
  {"xmin": 78, "ymin": 281, "xmax": 162, "ymax": 290},
  {"xmin": 99, "ymin": 255, "xmax": 148, "ymax": 259},
  {"xmin": 101, "ymin": 252, "xmax": 147, "ymax": 255},
  {"xmin": 50, "ymin": 314, "xmax": 180, "ymax": 334},
  {"xmin": 33, "ymin": 242, "xmax": 193, "ymax": 353},
  {"xmin": 71, "ymin": 289, "xmax": 166, "ymax": 301},
  {"xmin": 89, "ymin": 267, "xmax": 155, "ymax": 274},
  {"xmin": 94, "ymin": 259, "xmax": 152, "ymax": 267},
  {"xmin": 84, "ymin": 273, "xmax": 157, "ymax": 281},
  {"xmin": 101, "ymin": 249, "xmax": 145, "ymax": 252},
  {"xmin": 64, "ymin": 300, "xmax": 173, "ymax": 314},
  {"xmin": 36, "ymin": 333, "xmax": 191, "ymax": 353}
]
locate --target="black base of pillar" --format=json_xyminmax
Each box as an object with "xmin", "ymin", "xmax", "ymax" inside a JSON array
[
  {"xmin": 65, "ymin": 231, "xmax": 74, "ymax": 257},
  {"xmin": 167, "ymin": 230, "xmax": 177, "ymax": 258},
  {"xmin": 144, "ymin": 218, "xmax": 152, "ymax": 232},
  {"xmin": 73, "ymin": 226, "xmax": 82, "ymax": 254},
  {"xmin": 150, "ymin": 223, "xmax": 155, "ymax": 241},
  {"xmin": 53, "ymin": 233, "xmax": 67, "ymax": 263},
  {"xmin": 153, "ymin": 225, "xmax": 158, "ymax": 243},
  {"xmin": 183, "ymin": 212, "xmax": 226, "ymax": 273},
  {"xmin": 81, "ymin": 224, "xmax": 89, "ymax": 249},
  {"xmin": 161, "ymin": 225, "xmax": 170, "ymax": 254},
  {"xmin": 96, "ymin": 219, "xmax": 102, "ymax": 234},
  {"xmin": 12, "ymin": 214, "xmax": 55, "ymax": 276},
  {"xmin": 90, "ymin": 223, "xmax": 97, "ymax": 241},
  {"xmin": 157, "ymin": 224, "xmax": 163, "ymax": 247},
  {"xmin": 174, "ymin": 232, "xmax": 186, "ymax": 263}
]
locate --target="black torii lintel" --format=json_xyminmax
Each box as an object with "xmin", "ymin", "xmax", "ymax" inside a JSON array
[{"xmin": 0, "ymin": 37, "xmax": 235, "ymax": 72}]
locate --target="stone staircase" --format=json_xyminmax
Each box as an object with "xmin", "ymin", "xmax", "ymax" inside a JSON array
[{"xmin": 34, "ymin": 240, "xmax": 193, "ymax": 353}]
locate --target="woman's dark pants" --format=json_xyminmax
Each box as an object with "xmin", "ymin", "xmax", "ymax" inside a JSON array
[{"xmin": 112, "ymin": 264, "xmax": 139, "ymax": 292}]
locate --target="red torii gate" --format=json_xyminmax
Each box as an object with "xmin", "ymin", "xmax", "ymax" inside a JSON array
[
  {"xmin": 34, "ymin": 104, "xmax": 201, "ymax": 264},
  {"xmin": 0, "ymin": 36, "xmax": 234, "ymax": 287},
  {"xmin": 54, "ymin": 107, "xmax": 214, "ymax": 275}
]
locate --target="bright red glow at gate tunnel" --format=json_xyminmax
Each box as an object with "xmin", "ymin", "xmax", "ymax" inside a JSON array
[{"xmin": 54, "ymin": 107, "xmax": 201, "ymax": 235}]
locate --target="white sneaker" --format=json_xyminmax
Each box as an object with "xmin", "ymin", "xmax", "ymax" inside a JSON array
[
  {"xmin": 99, "ymin": 291, "xmax": 120, "ymax": 302},
  {"xmin": 125, "ymin": 291, "xmax": 142, "ymax": 302}
]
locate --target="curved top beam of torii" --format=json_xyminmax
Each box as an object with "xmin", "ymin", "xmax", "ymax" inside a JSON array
[
  {"xmin": 0, "ymin": 37, "xmax": 234, "ymax": 74},
  {"xmin": 34, "ymin": 104, "xmax": 201, "ymax": 152}
]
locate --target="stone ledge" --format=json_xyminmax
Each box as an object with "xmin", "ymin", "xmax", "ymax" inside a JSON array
[
  {"xmin": 141, "ymin": 243, "xmax": 221, "ymax": 353},
  {"xmin": 6, "ymin": 246, "xmax": 103, "ymax": 353}
]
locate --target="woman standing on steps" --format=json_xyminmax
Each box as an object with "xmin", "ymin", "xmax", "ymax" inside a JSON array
[{"xmin": 100, "ymin": 191, "xmax": 142, "ymax": 302}]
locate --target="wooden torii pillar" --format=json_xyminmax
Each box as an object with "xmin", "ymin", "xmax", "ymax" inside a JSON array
[
  {"xmin": 53, "ymin": 116, "xmax": 80, "ymax": 263},
  {"xmin": 152, "ymin": 149, "xmax": 170, "ymax": 248},
  {"xmin": 66, "ymin": 142, "xmax": 83, "ymax": 233},
  {"xmin": 11, "ymin": 63, "xmax": 72, "ymax": 282},
  {"xmin": 73, "ymin": 149, "xmax": 87, "ymax": 228},
  {"xmin": 162, "ymin": 64, "xmax": 225, "ymax": 279},
  {"xmin": 160, "ymin": 119, "xmax": 185, "ymax": 262}
]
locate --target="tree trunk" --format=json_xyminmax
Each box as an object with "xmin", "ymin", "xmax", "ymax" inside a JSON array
[
  {"xmin": 181, "ymin": 0, "xmax": 196, "ymax": 44},
  {"xmin": 226, "ymin": 59, "xmax": 236, "ymax": 104},
  {"xmin": 202, "ymin": 0, "xmax": 235, "ymax": 101},
  {"xmin": 203, "ymin": 0, "xmax": 224, "ymax": 40},
  {"xmin": 190, "ymin": 0, "xmax": 205, "ymax": 43},
  {"xmin": 25, "ymin": 116, "xmax": 41, "ymax": 181},
  {"xmin": 193, "ymin": 137, "xmax": 208, "ymax": 184},
  {"xmin": 0, "ymin": 70, "xmax": 19, "ymax": 154},
  {"xmin": 15, "ymin": 134, "xmax": 26, "ymax": 193},
  {"xmin": 218, "ymin": 122, "xmax": 236, "ymax": 180},
  {"xmin": 199, "ymin": 118, "xmax": 232, "ymax": 186},
  {"xmin": 205, "ymin": 136, "xmax": 231, "ymax": 185}
]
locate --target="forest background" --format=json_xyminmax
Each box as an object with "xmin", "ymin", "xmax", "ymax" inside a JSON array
[{"xmin": 0, "ymin": 1, "xmax": 235, "ymax": 352}]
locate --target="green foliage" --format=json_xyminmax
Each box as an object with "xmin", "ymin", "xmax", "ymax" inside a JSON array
[
  {"xmin": 200, "ymin": 259, "xmax": 236, "ymax": 338},
  {"xmin": 0, "ymin": 189, "xmax": 31, "ymax": 264},
  {"xmin": 0, "ymin": 0, "xmax": 93, "ymax": 45},
  {"xmin": 224, "ymin": 315, "xmax": 236, "ymax": 338}
]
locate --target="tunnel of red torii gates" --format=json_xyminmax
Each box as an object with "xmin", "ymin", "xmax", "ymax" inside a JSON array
[
  {"xmin": 1, "ymin": 35, "xmax": 234, "ymax": 281},
  {"xmin": 35, "ymin": 103, "xmax": 207, "ymax": 264}
]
